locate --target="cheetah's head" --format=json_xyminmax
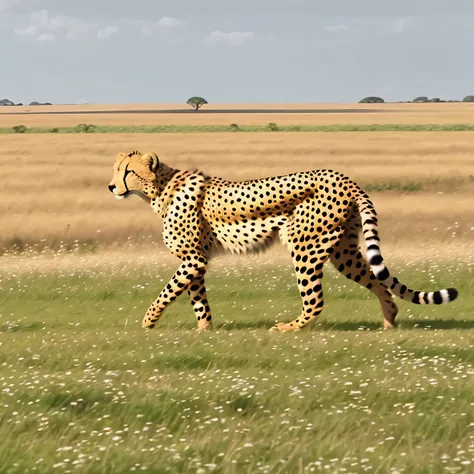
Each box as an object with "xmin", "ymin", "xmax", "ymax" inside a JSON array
[{"xmin": 108, "ymin": 150, "xmax": 161, "ymax": 202}]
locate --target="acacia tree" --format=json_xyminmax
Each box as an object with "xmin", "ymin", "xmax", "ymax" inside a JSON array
[{"xmin": 186, "ymin": 97, "xmax": 208, "ymax": 111}]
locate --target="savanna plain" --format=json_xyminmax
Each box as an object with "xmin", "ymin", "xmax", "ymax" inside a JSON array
[{"xmin": 0, "ymin": 104, "xmax": 473, "ymax": 473}]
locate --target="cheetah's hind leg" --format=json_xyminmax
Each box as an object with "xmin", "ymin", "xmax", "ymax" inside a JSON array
[
  {"xmin": 269, "ymin": 218, "xmax": 345, "ymax": 332},
  {"xmin": 329, "ymin": 212, "xmax": 399, "ymax": 329}
]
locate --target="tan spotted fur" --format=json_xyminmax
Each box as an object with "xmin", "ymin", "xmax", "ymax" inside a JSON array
[{"xmin": 108, "ymin": 150, "xmax": 458, "ymax": 332}]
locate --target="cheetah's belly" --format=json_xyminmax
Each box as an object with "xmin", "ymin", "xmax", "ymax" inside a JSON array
[{"xmin": 210, "ymin": 216, "xmax": 289, "ymax": 254}]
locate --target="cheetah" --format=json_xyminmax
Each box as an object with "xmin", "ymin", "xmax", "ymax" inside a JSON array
[{"xmin": 108, "ymin": 150, "xmax": 458, "ymax": 332}]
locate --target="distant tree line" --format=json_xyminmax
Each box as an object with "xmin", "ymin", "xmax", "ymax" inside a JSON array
[
  {"xmin": 0, "ymin": 98, "xmax": 52, "ymax": 106},
  {"xmin": 360, "ymin": 95, "xmax": 474, "ymax": 104},
  {"xmin": 3, "ymin": 95, "xmax": 474, "ymax": 109}
]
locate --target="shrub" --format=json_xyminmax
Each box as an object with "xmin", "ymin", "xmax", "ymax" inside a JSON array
[
  {"xmin": 267, "ymin": 122, "xmax": 279, "ymax": 131},
  {"xmin": 230, "ymin": 123, "xmax": 240, "ymax": 131},
  {"xmin": 462, "ymin": 95, "xmax": 474, "ymax": 102},
  {"xmin": 75, "ymin": 124, "xmax": 96, "ymax": 133},
  {"xmin": 12, "ymin": 125, "xmax": 27, "ymax": 133},
  {"xmin": 359, "ymin": 96, "xmax": 384, "ymax": 104},
  {"xmin": 413, "ymin": 96, "xmax": 429, "ymax": 103}
]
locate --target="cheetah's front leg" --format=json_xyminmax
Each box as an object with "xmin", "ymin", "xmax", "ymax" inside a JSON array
[
  {"xmin": 187, "ymin": 269, "xmax": 213, "ymax": 330},
  {"xmin": 142, "ymin": 258, "xmax": 207, "ymax": 329}
]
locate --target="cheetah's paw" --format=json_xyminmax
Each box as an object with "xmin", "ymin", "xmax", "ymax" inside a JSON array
[
  {"xmin": 142, "ymin": 318, "xmax": 156, "ymax": 329},
  {"xmin": 269, "ymin": 322, "xmax": 301, "ymax": 333},
  {"xmin": 196, "ymin": 322, "xmax": 213, "ymax": 332}
]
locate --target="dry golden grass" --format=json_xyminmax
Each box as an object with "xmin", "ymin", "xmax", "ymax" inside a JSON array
[
  {"xmin": 1, "ymin": 102, "xmax": 474, "ymax": 127},
  {"xmin": 1, "ymin": 131, "xmax": 473, "ymax": 256}
]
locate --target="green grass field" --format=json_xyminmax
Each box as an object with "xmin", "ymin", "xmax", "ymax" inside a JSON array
[
  {"xmin": 3, "ymin": 123, "xmax": 474, "ymax": 134},
  {"xmin": 1, "ymin": 257, "xmax": 472, "ymax": 473}
]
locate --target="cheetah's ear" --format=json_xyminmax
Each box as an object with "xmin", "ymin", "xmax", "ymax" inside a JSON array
[
  {"xmin": 115, "ymin": 152, "xmax": 126, "ymax": 162},
  {"xmin": 140, "ymin": 152, "xmax": 159, "ymax": 172}
]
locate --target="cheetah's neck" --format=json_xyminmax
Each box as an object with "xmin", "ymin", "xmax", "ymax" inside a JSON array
[{"xmin": 150, "ymin": 168, "xmax": 200, "ymax": 217}]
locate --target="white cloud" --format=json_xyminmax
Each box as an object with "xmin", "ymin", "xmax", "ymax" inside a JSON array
[
  {"xmin": 36, "ymin": 33, "xmax": 55, "ymax": 42},
  {"xmin": 207, "ymin": 30, "xmax": 254, "ymax": 46},
  {"xmin": 97, "ymin": 25, "xmax": 119, "ymax": 39},
  {"xmin": 15, "ymin": 10, "xmax": 95, "ymax": 41},
  {"xmin": 324, "ymin": 24, "xmax": 348, "ymax": 33},
  {"xmin": 393, "ymin": 17, "xmax": 414, "ymax": 33},
  {"xmin": 157, "ymin": 16, "xmax": 186, "ymax": 27},
  {"xmin": 0, "ymin": 0, "xmax": 19, "ymax": 11},
  {"xmin": 141, "ymin": 16, "xmax": 187, "ymax": 36},
  {"xmin": 15, "ymin": 25, "xmax": 38, "ymax": 37}
]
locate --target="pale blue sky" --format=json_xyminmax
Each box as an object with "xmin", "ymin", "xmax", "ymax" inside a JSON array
[{"xmin": 1, "ymin": 0, "xmax": 473, "ymax": 104}]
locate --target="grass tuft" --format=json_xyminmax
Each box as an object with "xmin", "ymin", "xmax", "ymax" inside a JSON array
[{"xmin": 364, "ymin": 180, "xmax": 423, "ymax": 193}]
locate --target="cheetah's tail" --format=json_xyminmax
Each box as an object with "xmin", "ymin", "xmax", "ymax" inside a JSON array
[{"xmin": 353, "ymin": 186, "xmax": 458, "ymax": 305}]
